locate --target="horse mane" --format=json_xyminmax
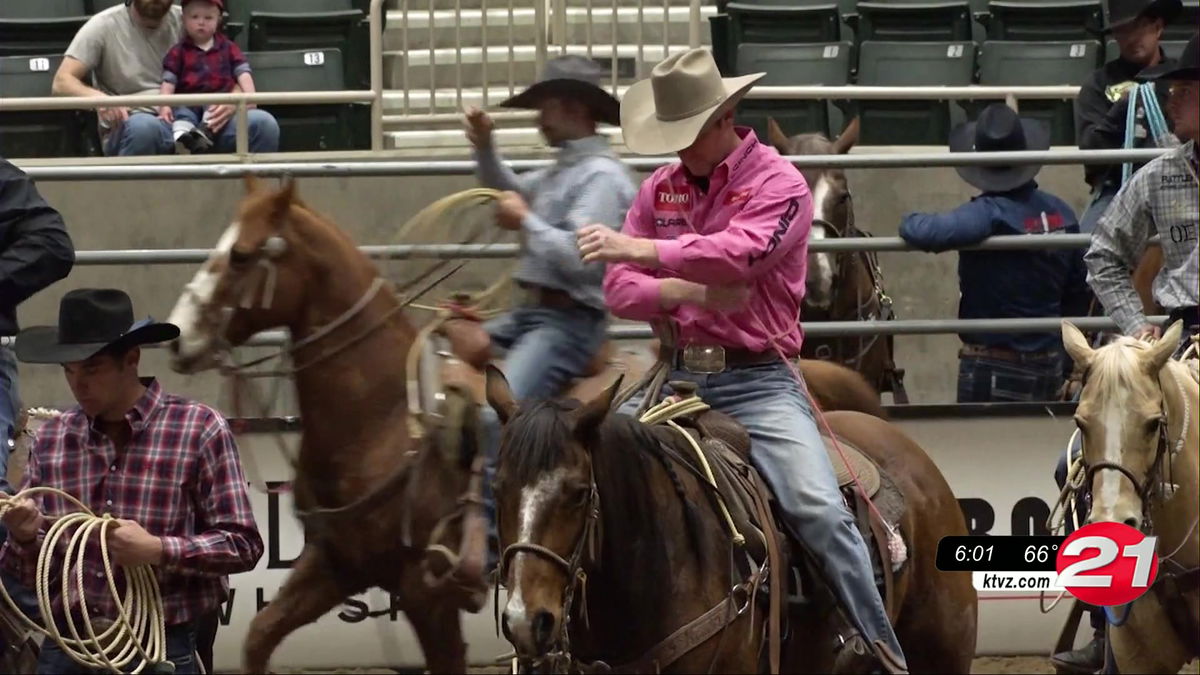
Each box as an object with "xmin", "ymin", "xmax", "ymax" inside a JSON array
[
  {"xmin": 1086, "ymin": 337, "xmax": 1162, "ymax": 398},
  {"xmin": 496, "ymin": 400, "xmax": 710, "ymax": 578},
  {"xmin": 790, "ymin": 132, "xmax": 835, "ymax": 156}
]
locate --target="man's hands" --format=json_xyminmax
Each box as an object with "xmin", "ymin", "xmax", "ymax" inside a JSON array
[
  {"xmin": 1133, "ymin": 324, "xmax": 1163, "ymax": 341},
  {"xmin": 496, "ymin": 191, "xmax": 529, "ymax": 231},
  {"xmin": 106, "ymin": 520, "xmax": 164, "ymax": 567},
  {"xmin": 464, "ymin": 106, "xmax": 495, "ymax": 150},
  {"xmin": 1, "ymin": 498, "xmax": 43, "ymax": 545},
  {"xmin": 98, "ymin": 106, "xmax": 130, "ymax": 127},
  {"xmin": 205, "ymin": 104, "xmax": 236, "ymax": 133},
  {"xmin": 577, "ymin": 225, "xmax": 660, "ymax": 267},
  {"xmin": 157, "ymin": 106, "xmax": 174, "ymax": 123}
]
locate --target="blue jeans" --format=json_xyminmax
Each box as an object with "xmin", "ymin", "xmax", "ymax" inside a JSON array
[
  {"xmin": 37, "ymin": 620, "xmax": 198, "ymax": 674},
  {"xmin": 956, "ymin": 351, "xmax": 1064, "ymax": 403},
  {"xmin": 1079, "ymin": 183, "xmax": 1118, "ymax": 235},
  {"xmin": 479, "ymin": 305, "xmax": 608, "ymax": 557},
  {"xmin": 616, "ymin": 360, "xmax": 906, "ymax": 663},
  {"xmin": 104, "ymin": 110, "xmax": 280, "ymax": 156},
  {"xmin": 0, "ymin": 346, "xmax": 17, "ymax": 497}
]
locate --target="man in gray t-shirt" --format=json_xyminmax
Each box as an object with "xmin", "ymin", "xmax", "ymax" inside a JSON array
[{"xmin": 52, "ymin": 0, "xmax": 279, "ymax": 156}]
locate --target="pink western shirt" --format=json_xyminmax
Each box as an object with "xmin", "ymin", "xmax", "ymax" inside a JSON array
[{"xmin": 603, "ymin": 128, "xmax": 814, "ymax": 356}]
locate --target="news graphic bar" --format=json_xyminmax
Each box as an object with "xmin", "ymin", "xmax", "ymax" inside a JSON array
[
  {"xmin": 972, "ymin": 571, "xmax": 1067, "ymax": 592},
  {"xmin": 935, "ymin": 535, "xmax": 1068, "ymax": 572}
]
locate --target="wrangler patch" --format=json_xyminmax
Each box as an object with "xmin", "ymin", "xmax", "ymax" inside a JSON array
[{"xmin": 725, "ymin": 188, "xmax": 753, "ymax": 205}]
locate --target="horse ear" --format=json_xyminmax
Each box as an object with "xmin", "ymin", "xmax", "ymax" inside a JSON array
[
  {"xmin": 766, "ymin": 117, "xmax": 792, "ymax": 155},
  {"xmin": 484, "ymin": 364, "xmax": 518, "ymax": 425},
  {"xmin": 1145, "ymin": 320, "xmax": 1182, "ymax": 372},
  {"xmin": 570, "ymin": 374, "xmax": 624, "ymax": 438},
  {"xmin": 832, "ymin": 116, "xmax": 860, "ymax": 155},
  {"xmin": 270, "ymin": 176, "xmax": 297, "ymax": 221},
  {"xmin": 1061, "ymin": 320, "xmax": 1094, "ymax": 369},
  {"xmin": 243, "ymin": 174, "xmax": 262, "ymax": 194}
]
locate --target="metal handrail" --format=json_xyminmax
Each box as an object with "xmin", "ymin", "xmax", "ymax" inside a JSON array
[{"xmin": 13, "ymin": 147, "xmax": 1168, "ymax": 181}]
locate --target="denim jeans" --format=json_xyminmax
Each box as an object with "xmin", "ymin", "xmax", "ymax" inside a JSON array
[
  {"xmin": 170, "ymin": 106, "xmax": 212, "ymax": 140},
  {"xmin": 36, "ymin": 619, "xmax": 198, "ymax": 674},
  {"xmin": 0, "ymin": 346, "xmax": 18, "ymax": 496},
  {"xmin": 104, "ymin": 110, "xmax": 281, "ymax": 156},
  {"xmin": 479, "ymin": 305, "xmax": 608, "ymax": 560},
  {"xmin": 1079, "ymin": 183, "xmax": 1118, "ymax": 235},
  {"xmin": 615, "ymin": 360, "xmax": 906, "ymax": 663},
  {"xmin": 956, "ymin": 352, "xmax": 1064, "ymax": 403}
]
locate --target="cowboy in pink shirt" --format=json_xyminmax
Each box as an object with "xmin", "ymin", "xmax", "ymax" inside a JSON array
[{"xmin": 577, "ymin": 47, "xmax": 908, "ymax": 674}]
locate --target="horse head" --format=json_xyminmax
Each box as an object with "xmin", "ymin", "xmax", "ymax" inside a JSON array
[
  {"xmin": 484, "ymin": 364, "xmax": 621, "ymax": 661},
  {"xmin": 767, "ymin": 117, "xmax": 859, "ymax": 313},
  {"xmin": 166, "ymin": 175, "xmax": 375, "ymax": 373},
  {"xmin": 1062, "ymin": 320, "xmax": 1186, "ymax": 529}
]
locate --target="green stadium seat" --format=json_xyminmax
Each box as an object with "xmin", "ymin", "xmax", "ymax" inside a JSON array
[
  {"xmin": 0, "ymin": 1, "xmax": 89, "ymax": 58},
  {"xmin": 976, "ymin": 40, "xmax": 1100, "ymax": 145},
  {"xmin": 1163, "ymin": 1, "xmax": 1196, "ymax": 40},
  {"xmin": 986, "ymin": 0, "xmax": 1103, "ymax": 41},
  {"xmin": 726, "ymin": 0, "xmax": 846, "ymax": 47},
  {"xmin": 88, "ymin": 0, "xmax": 127, "ymax": 12},
  {"xmin": 856, "ymin": 40, "xmax": 977, "ymax": 144},
  {"xmin": 225, "ymin": 1, "xmax": 369, "ymax": 91},
  {"xmin": 246, "ymin": 48, "xmax": 370, "ymax": 152},
  {"xmin": 854, "ymin": 0, "xmax": 974, "ymax": 42},
  {"xmin": 735, "ymin": 42, "xmax": 854, "ymax": 138},
  {"xmin": 1, "ymin": 0, "xmax": 88, "ymax": 18},
  {"xmin": 0, "ymin": 55, "xmax": 99, "ymax": 158}
]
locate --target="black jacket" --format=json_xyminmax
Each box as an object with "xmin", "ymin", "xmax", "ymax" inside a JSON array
[
  {"xmin": 0, "ymin": 159, "xmax": 75, "ymax": 336},
  {"xmin": 1076, "ymin": 51, "xmax": 1174, "ymax": 189}
]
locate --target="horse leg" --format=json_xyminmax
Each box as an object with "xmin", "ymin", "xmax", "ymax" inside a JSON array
[
  {"xmin": 404, "ymin": 600, "xmax": 466, "ymax": 674},
  {"xmin": 243, "ymin": 545, "xmax": 348, "ymax": 674},
  {"xmin": 1109, "ymin": 598, "xmax": 1190, "ymax": 675}
]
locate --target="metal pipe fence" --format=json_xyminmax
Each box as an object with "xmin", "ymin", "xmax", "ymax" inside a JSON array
[
  {"xmin": 14, "ymin": 147, "xmax": 1168, "ymax": 181},
  {"xmin": 67, "ymin": 232, "xmax": 1136, "ymax": 266},
  {"xmin": 0, "ymin": 316, "xmax": 1162, "ymax": 350}
]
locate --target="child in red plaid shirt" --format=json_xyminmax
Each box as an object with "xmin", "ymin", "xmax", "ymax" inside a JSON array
[{"xmin": 158, "ymin": 0, "xmax": 257, "ymax": 154}]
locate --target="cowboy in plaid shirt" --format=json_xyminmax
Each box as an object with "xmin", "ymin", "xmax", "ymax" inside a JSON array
[{"xmin": 0, "ymin": 289, "xmax": 262, "ymax": 675}]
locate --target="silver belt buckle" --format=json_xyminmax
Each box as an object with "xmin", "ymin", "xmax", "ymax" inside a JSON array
[{"xmin": 681, "ymin": 344, "xmax": 726, "ymax": 373}]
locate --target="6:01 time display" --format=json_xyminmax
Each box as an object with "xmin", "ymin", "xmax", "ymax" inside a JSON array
[{"xmin": 936, "ymin": 535, "xmax": 1067, "ymax": 572}]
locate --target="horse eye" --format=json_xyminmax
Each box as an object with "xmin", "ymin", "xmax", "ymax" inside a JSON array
[
  {"xmin": 569, "ymin": 484, "xmax": 590, "ymax": 507},
  {"xmin": 229, "ymin": 247, "xmax": 253, "ymax": 266},
  {"xmin": 1145, "ymin": 416, "xmax": 1165, "ymax": 434}
]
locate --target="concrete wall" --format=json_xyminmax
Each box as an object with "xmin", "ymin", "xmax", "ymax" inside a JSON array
[{"xmin": 10, "ymin": 161, "xmax": 1093, "ymax": 412}]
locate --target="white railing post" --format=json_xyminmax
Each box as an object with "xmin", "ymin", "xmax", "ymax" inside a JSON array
[
  {"xmin": 370, "ymin": 0, "xmax": 385, "ymax": 149},
  {"xmin": 689, "ymin": 0, "xmax": 702, "ymax": 49},
  {"xmin": 236, "ymin": 99, "xmax": 249, "ymax": 156}
]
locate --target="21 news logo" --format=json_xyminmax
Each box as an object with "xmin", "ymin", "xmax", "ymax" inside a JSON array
[{"xmin": 935, "ymin": 522, "xmax": 1159, "ymax": 606}]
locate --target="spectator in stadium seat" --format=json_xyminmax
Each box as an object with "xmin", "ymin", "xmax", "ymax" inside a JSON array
[
  {"xmin": 0, "ymin": 158, "xmax": 75, "ymax": 504},
  {"xmin": 1075, "ymin": 0, "xmax": 1181, "ymax": 233},
  {"xmin": 159, "ymin": 0, "xmax": 260, "ymax": 155},
  {"xmin": 458, "ymin": 55, "xmax": 638, "ymax": 568},
  {"xmin": 52, "ymin": 0, "xmax": 279, "ymax": 157},
  {"xmin": 898, "ymin": 104, "xmax": 1091, "ymax": 403},
  {"xmin": 1053, "ymin": 33, "xmax": 1199, "ymax": 673}
]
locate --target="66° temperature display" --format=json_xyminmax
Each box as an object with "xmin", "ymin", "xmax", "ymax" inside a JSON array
[{"xmin": 935, "ymin": 536, "xmax": 1067, "ymax": 572}]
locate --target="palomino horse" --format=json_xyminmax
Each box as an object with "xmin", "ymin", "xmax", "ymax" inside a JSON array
[
  {"xmin": 1062, "ymin": 320, "xmax": 1199, "ymax": 674},
  {"xmin": 165, "ymin": 176, "xmax": 491, "ymax": 673},
  {"xmin": 483, "ymin": 366, "xmax": 977, "ymax": 673},
  {"xmin": 766, "ymin": 117, "xmax": 908, "ymax": 404}
]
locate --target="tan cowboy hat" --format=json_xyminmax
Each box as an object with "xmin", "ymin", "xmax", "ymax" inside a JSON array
[{"xmin": 620, "ymin": 47, "xmax": 764, "ymax": 155}]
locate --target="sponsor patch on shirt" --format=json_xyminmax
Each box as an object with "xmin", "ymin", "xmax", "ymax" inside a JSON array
[
  {"xmin": 1022, "ymin": 211, "xmax": 1065, "ymax": 234},
  {"xmin": 655, "ymin": 189, "xmax": 690, "ymax": 212},
  {"xmin": 725, "ymin": 188, "xmax": 753, "ymax": 205},
  {"xmin": 1161, "ymin": 173, "xmax": 1195, "ymax": 190}
]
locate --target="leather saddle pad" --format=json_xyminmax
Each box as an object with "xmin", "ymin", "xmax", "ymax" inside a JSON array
[{"xmin": 821, "ymin": 436, "xmax": 881, "ymax": 498}]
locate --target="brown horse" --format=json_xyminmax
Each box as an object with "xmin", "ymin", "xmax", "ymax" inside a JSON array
[
  {"xmin": 164, "ymin": 176, "xmax": 489, "ymax": 673},
  {"xmin": 766, "ymin": 117, "xmax": 909, "ymax": 404},
  {"xmin": 484, "ymin": 366, "xmax": 976, "ymax": 674},
  {"xmin": 1062, "ymin": 321, "xmax": 1199, "ymax": 673}
]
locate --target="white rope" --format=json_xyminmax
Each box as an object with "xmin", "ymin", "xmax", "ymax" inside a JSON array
[{"xmin": 0, "ymin": 487, "xmax": 167, "ymax": 674}]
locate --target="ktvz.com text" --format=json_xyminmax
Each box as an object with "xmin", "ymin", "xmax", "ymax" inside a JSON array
[{"xmin": 972, "ymin": 571, "xmax": 1066, "ymax": 592}]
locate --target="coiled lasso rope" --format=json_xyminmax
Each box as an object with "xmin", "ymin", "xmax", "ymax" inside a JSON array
[{"xmin": 0, "ymin": 487, "xmax": 168, "ymax": 674}]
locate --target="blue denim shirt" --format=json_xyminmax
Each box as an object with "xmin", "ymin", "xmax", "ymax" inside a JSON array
[
  {"xmin": 473, "ymin": 135, "xmax": 638, "ymax": 311},
  {"xmin": 899, "ymin": 182, "xmax": 1092, "ymax": 352}
]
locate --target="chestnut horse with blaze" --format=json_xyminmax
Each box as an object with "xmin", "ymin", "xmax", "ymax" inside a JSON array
[{"xmin": 165, "ymin": 177, "xmax": 491, "ymax": 673}]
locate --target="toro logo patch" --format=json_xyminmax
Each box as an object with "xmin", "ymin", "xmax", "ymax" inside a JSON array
[{"xmin": 655, "ymin": 190, "xmax": 690, "ymax": 212}]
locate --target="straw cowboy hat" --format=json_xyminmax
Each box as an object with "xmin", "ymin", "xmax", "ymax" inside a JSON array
[
  {"xmin": 499, "ymin": 55, "xmax": 621, "ymax": 126},
  {"xmin": 620, "ymin": 47, "xmax": 764, "ymax": 155},
  {"xmin": 948, "ymin": 103, "xmax": 1050, "ymax": 193},
  {"xmin": 16, "ymin": 289, "xmax": 179, "ymax": 364},
  {"xmin": 1140, "ymin": 31, "xmax": 1199, "ymax": 81}
]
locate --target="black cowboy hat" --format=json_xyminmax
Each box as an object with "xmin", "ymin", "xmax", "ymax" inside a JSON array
[
  {"xmin": 15, "ymin": 289, "xmax": 180, "ymax": 364},
  {"xmin": 499, "ymin": 55, "xmax": 621, "ymax": 126},
  {"xmin": 949, "ymin": 103, "xmax": 1051, "ymax": 193},
  {"xmin": 1103, "ymin": 0, "xmax": 1182, "ymax": 31},
  {"xmin": 1139, "ymin": 31, "xmax": 1200, "ymax": 81}
]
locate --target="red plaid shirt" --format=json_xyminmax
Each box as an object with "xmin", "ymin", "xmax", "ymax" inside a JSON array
[
  {"xmin": 0, "ymin": 379, "xmax": 263, "ymax": 626},
  {"xmin": 162, "ymin": 33, "xmax": 250, "ymax": 95}
]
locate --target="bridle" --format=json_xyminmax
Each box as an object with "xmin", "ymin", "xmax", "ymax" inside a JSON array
[{"xmin": 497, "ymin": 476, "xmax": 601, "ymax": 673}]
